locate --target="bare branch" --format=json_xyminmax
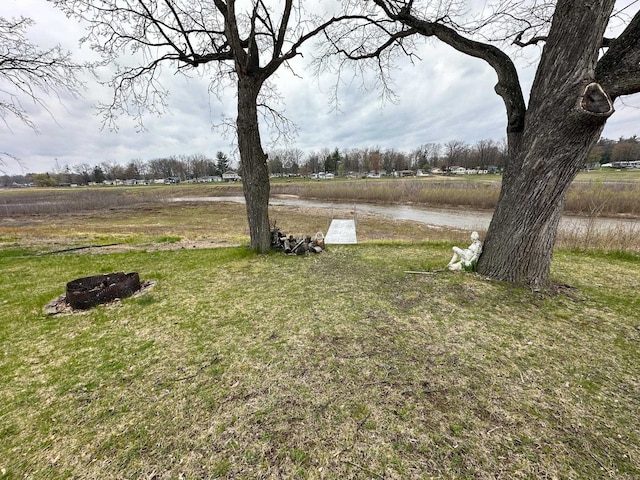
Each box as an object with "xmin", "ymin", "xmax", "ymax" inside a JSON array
[
  {"xmin": 376, "ymin": 1, "xmax": 526, "ymax": 133},
  {"xmin": 596, "ymin": 8, "xmax": 640, "ymax": 99},
  {"xmin": 512, "ymin": 31, "xmax": 547, "ymax": 48},
  {"xmin": 0, "ymin": 15, "xmax": 85, "ymax": 132},
  {"xmin": 0, "ymin": 151, "xmax": 24, "ymax": 174}
]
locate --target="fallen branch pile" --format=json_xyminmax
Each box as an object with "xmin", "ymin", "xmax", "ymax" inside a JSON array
[{"xmin": 271, "ymin": 222, "xmax": 325, "ymax": 255}]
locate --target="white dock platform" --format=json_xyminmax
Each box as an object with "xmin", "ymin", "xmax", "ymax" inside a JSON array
[{"xmin": 325, "ymin": 219, "xmax": 357, "ymax": 244}]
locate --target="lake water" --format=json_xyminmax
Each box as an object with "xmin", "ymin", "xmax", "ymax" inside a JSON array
[{"xmin": 170, "ymin": 195, "xmax": 639, "ymax": 234}]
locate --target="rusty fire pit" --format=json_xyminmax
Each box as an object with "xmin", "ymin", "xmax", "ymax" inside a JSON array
[{"xmin": 66, "ymin": 272, "xmax": 141, "ymax": 310}]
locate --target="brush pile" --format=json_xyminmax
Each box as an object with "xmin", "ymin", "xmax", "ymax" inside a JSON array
[{"xmin": 271, "ymin": 222, "xmax": 325, "ymax": 255}]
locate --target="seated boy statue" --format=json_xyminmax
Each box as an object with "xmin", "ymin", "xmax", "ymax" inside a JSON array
[{"xmin": 448, "ymin": 231, "xmax": 482, "ymax": 271}]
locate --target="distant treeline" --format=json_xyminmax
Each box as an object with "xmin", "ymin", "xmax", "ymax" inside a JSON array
[
  {"xmin": 587, "ymin": 136, "xmax": 640, "ymax": 165},
  {"xmin": 2, "ymin": 136, "xmax": 638, "ymax": 187}
]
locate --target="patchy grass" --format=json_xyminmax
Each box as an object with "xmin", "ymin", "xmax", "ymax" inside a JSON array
[
  {"xmin": 1, "ymin": 241, "xmax": 639, "ymax": 479},
  {"xmin": 1, "ymin": 182, "xmax": 639, "ymax": 478},
  {"xmin": 155, "ymin": 235, "xmax": 182, "ymax": 244},
  {"xmin": 0, "ymin": 200, "xmax": 470, "ymax": 255},
  {"xmin": 0, "ymin": 183, "xmax": 243, "ymax": 216},
  {"xmin": 3, "ymin": 185, "xmax": 639, "ymax": 253}
]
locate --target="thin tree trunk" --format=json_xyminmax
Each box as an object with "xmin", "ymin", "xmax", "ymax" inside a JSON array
[{"xmin": 237, "ymin": 77, "xmax": 271, "ymax": 252}]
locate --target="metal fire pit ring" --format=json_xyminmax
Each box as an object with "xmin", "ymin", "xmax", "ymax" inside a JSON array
[{"xmin": 66, "ymin": 272, "xmax": 141, "ymax": 310}]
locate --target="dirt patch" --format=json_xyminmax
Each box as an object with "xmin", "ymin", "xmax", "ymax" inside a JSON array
[{"xmin": 99, "ymin": 239, "xmax": 240, "ymax": 254}]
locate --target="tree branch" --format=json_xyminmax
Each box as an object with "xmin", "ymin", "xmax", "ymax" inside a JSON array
[
  {"xmin": 512, "ymin": 31, "xmax": 547, "ymax": 47},
  {"xmin": 596, "ymin": 9, "xmax": 640, "ymax": 99},
  {"xmin": 0, "ymin": 16, "xmax": 85, "ymax": 132},
  {"xmin": 374, "ymin": 1, "xmax": 525, "ymax": 133}
]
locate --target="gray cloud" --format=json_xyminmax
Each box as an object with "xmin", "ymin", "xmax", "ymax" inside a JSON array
[{"xmin": 2, "ymin": 0, "xmax": 639, "ymax": 175}]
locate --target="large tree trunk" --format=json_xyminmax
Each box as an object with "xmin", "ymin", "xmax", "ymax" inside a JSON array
[
  {"xmin": 477, "ymin": 116, "xmax": 607, "ymax": 287},
  {"xmin": 237, "ymin": 77, "xmax": 271, "ymax": 252},
  {"xmin": 476, "ymin": 0, "xmax": 615, "ymax": 288}
]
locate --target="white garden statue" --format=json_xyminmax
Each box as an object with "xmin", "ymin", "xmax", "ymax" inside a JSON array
[{"xmin": 448, "ymin": 231, "xmax": 483, "ymax": 271}]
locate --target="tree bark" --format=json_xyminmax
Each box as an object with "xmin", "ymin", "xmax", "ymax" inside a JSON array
[
  {"xmin": 355, "ymin": 0, "xmax": 638, "ymax": 287},
  {"xmin": 477, "ymin": 113, "xmax": 608, "ymax": 287},
  {"xmin": 476, "ymin": 0, "xmax": 616, "ymax": 288},
  {"xmin": 237, "ymin": 77, "xmax": 271, "ymax": 252}
]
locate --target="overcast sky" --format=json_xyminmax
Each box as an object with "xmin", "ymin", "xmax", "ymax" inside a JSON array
[{"xmin": 2, "ymin": 0, "xmax": 639, "ymax": 175}]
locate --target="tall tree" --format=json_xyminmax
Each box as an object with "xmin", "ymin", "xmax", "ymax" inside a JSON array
[
  {"xmin": 443, "ymin": 140, "xmax": 468, "ymax": 171},
  {"xmin": 91, "ymin": 165, "xmax": 105, "ymax": 184},
  {"xmin": 215, "ymin": 151, "xmax": 230, "ymax": 177},
  {"xmin": 0, "ymin": 15, "xmax": 83, "ymax": 171},
  {"xmin": 73, "ymin": 163, "xmax": 93, "ymax": 184},
  {"xmin": 51, "ymin": 0, "xmax": 356, "ymax": 252},
  {"xmin": 305, "ymin": 151, "xmax": 322, "ymax": 174},
  {"xmin": 325, "ymin": 148, "xmax": 342, "ymax": 173},
  {"xmin": 325, "ymin": 0, "xmax": 640, "ymax": 287},
  {"xmin": 474, "ymin": 140, "xmax": 499, "ymax": 170}
]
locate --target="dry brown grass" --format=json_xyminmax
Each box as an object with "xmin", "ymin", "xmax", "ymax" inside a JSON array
[
  {"xmin": 274, "ymin": 178, "xmax": 501, "ymax": 210},
  {"xmin": 272, "ymin": 174, "xmax": 640, "ymax": 217},
  {"xmin": 0, "ymin": 199, "xmax": 473, "ymax": 255}
]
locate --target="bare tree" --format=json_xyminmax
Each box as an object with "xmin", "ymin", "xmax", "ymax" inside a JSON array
[
  {"xmin": 324, "ymin": 0, "xmax": 640, "ymax": 287},
  {"xmin": 409, "ymin": 143, "xmax": 440, "ymax": 171},
  {"xmin": 421, "ymin": 143, "xmax": 441, "ymax": 170},
  {"xmin": 189, "ymin": 153, "xmax": 214, "ymax": 180},
  {"xmin": 305, "ymin": 151, "xmax": 323, "ymax": 174},
  {"xmin": 443, "ymin": 140, "xmax": 468, "ymax": 171},
  {"xmin": 50, "ymin": 0, "xmax": 360, "ymax": 252},
  {"xmin": 472, "ymin": 140, "xmax": 495, "ymax": 169},
  {"xmin": 0, "ymin": 16, "xmax": 84, "ymax": 171},
  {"xmin": 73, "ymin": 162, "xmax": 93, "ymax": 184},
  {"xmin": 611, "ymin": 136, "xmax": 640, "ymax": 162}
]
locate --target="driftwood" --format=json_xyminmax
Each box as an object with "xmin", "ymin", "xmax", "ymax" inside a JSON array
[{"xmin": 271, "ymin": 222, "xmax": 324, "ymax": 255}]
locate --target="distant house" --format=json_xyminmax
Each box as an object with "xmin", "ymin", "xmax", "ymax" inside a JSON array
[
  {"xmin": 310, "ymin": 172, "xmax": 336, "ymax": 179},
  {"xmin": 199, "ymin": 176, "xmax": 222, "ymax": 183},
  {"xmin": 609, "ymin": 160, "xmax": 640, "ymax": 169},
  {"xmin": 164, "ymin": 177, "xmax": 181, "ymax": 184},
  {"xmin": 451, "ymin": 166, "xmax": 466, "ymax": 175},
  {"xmin": 222, "ymin": 170, "xmax": 240, "ymax": 182},
  {"xmin": 104, "ymin": 179, "xmax": 124, "ymax": 186},
  {"xmin": 124, "ymin": 179, "xmax": 148, "ymax": 186}
]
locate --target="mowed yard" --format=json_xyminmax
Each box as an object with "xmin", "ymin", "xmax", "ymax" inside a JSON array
[{"xmin": 1, "ymin": 190, "xmax": 639, "ymax": 479}]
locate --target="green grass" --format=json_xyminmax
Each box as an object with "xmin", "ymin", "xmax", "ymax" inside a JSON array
[
  {"xmin": 155, "ymin": 235, "xmax": 182, "ymax": 243},
  {"xmin": 1, "ymin": 243, "xmax": 639, "ymax": 479},
  {"xmin": 1, "ymin": 184, "xmax": 639, "ymax": 478}
]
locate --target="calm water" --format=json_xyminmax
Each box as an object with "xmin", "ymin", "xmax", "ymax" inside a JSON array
[{"xmin": 170, "ymin": 195, "xmax": 639, "ymax": 234}]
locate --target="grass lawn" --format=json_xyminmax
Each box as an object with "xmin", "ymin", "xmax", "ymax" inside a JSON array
[
  {"xmin": 1, "ymin": 233, "xmax": 639, "ymax": 478},
  {"xmin": 1, "ymin": 192, "xmax": 639, "ymax": 478}
]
